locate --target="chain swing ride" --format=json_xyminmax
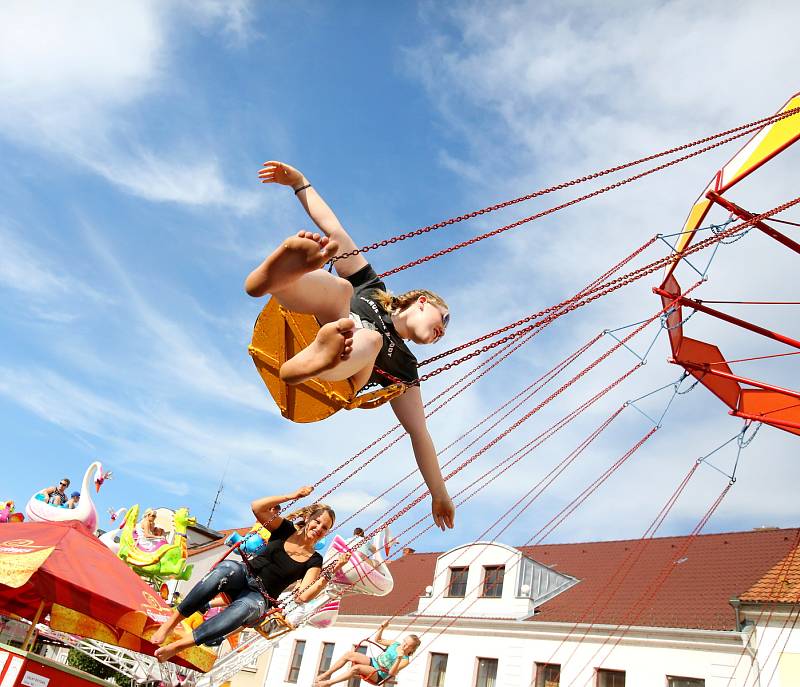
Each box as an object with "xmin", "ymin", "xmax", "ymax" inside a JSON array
[{"xmin": 59, "ymin": 95, "xmax": 799, "ymax": 687}]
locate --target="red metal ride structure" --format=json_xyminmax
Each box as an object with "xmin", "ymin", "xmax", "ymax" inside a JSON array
[{"xmin": 656, "ymin": 93, "xmax": 800, "ymax": 436}]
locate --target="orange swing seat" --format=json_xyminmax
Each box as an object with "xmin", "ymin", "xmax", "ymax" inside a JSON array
[{"xmin": 249, "ymin": 297, "xmax": 407, "ymax": 423}]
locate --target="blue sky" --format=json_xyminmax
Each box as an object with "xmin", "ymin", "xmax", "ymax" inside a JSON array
[{"xmin": 1, "ymin": 1, "xmax": 799, "ymax": 555}]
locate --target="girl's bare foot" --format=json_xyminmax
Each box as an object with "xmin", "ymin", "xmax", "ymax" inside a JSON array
[
  {"xmin": 245, "ymin": 231, "xmax": 339, "ymax": 297},
  {"xmin": 150, "ymin": 626, "xmax": 170, "ymax": 646},
  {"xmin": 155, "ymin": 644, "xmax": 180, "ymax": 663},
  {"xmin": 279, "ymin": 318, "xmax": 355, "ymax": 385}
]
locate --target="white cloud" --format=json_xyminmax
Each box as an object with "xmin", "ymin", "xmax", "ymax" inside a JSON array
[
  {"xmin": 395, "ymin": 0, "xmax": 800, "ymax": 544},
  {"xmin": 0, "ymin": 0, "xmax": 260, "ymax": 214},
  {"xmin": 0, "ymin": 224, "xmax": 112, "ymax": 326}
]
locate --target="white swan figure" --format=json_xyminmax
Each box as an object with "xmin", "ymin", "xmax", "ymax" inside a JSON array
[
  {"xmin": 25, "ymin": 461, "xmax": 111, "ymax": 532},
  {"xmin": 98, "ymin": 506, "xmax": 128, "ymax": 553}
]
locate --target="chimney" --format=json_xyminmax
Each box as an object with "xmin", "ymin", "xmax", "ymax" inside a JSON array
[{"xmin": 402, "ymin": 547, "xmax": 416, "ymax": 557}]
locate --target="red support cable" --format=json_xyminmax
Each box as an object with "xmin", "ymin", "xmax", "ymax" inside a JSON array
[
  {"xmin": 373, "ymin": 404, "xmax": 628, "ymax": 626},
  {"xmin": 726, "ymin": 528, "xmax": 800, "ymax": 685},
  {"xmin": 390, "ymin": 425, "xmax": 656, "ymax": 671},
  {"xmin": 708, "ymin": 351, "xmax": 800, "ymax": 365},
  {"xmin": 330, "ymin": 107, "xmax": 800, "ymax": 266},
  {"xmin": 574, "ymin": 482, "xmax": 733, "ymax": 684},
  {"xmin": 375, "ymin": 113, "xmax": 800, "ymax": 278},
  {"xmin": 548, "ymin": 461, "xmax": 700, "ymax": 670},
  {"xmin": 420, "ymin": 194, "xmax": 800, "ymax": 378},
  {"xmin": 357, "ymin": 333, "xmax": 605, "ymax": 535},
  {"xmin": 390, "ymin": 368, "xmax": 639, "ymax": 545}
]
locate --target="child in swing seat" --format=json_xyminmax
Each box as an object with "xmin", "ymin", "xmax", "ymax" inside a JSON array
[
  {"xmin": 246, "ymin": 161, "xmax": 455, "ymax": 531},
  {"xmin": 314, "ymin": 619, "xmax": 419, "ymax": 686}
]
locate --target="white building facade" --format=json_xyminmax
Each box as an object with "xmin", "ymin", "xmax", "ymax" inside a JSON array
[{"xmin": 254, "ymin": 531, "xmax": 800, "ymax": 687}]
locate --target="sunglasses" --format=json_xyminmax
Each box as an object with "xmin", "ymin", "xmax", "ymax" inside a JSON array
[
  {"xmin": 442, "ymin": 312, "xmax": 450, "ymax": 330},
  {"xmin": 59, "ymin": 482, "xmax": 68, "ymax": 487}
]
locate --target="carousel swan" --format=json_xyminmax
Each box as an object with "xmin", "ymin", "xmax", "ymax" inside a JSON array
[
  {"xmin": 25, "ymin": 460, "xmax": 111, "ymax": 532},
  {"xmin": 98, "ymin": 507, "xmax": 128, "ymax": 553}
]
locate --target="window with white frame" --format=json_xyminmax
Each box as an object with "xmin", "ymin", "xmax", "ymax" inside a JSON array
[
  {"xmin": 535, "ymin": 662, "xmax": 560, "ymax": 686},
  {"xmin": 317, "ymin": 642, "xmax": 335, "ymax": 675},
  {"xmin": 427, "ymin": 652, "xmax": 448, "ymax": 687},
  {"xmin": 596, "ymin": 668, "xmax": 625, "ymax": 687},
  {"xmin": 667, "ymin": 678, "xmax": 704, "ymax": 687},
  {"xmin": 482, "ymin": 565, "xmax": 504, "ymax": 597},
  {"xmin": 447, "ymin": 566, "xmax": 469, "ymax": 597},
  {"xmin": 287, "ymin": 639, "xmax": 306, "ymax": 683},
  {"xmin": 475, "ymin": 657, "xmax": 498, "ymax": 687}
]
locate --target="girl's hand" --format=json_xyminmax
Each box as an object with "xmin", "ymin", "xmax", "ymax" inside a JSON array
[
  {"xmin": 334, "ymin": 552, "xmax": 352, "ymax": 570},
  {"xmin": 378, "ymin": 620, "xmax": 390, "ymax": 630},
  {"xmin": 293, "ymin": 485, "xmax": 313, "ymax": 499},
  {"xmin": 259, "ymin": 161, "xmax": 304, "ymax": 188},
  {"xmin": 431, "ymin": 495, "xmax": 455, "ymax": 531}
]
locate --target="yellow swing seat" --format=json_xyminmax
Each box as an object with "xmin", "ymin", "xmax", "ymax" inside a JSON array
[
  {"xmin": 253, "ymin": 609, "xmax": 295, "ymax": 641},
  {"xmin": 249, "ymin": 297, "xmax": 406, "ymax": 423}
]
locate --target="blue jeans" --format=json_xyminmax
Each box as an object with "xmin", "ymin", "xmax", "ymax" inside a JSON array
[{"xmin": 177, "ymin": 560, "xmax": 267, "ymax": 646}]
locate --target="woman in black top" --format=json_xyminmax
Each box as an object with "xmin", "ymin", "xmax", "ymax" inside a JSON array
[
  {"xmin": 245, "ymin": 161, "xmax": 455, "ymax": 531},
  {"xmin": 151, "ymin": 486, "xmax": 350, "ymax": 662}
]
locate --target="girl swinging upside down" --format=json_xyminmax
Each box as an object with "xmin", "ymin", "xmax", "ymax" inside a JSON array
[
  {"xmin": 150, "ymin": 486, "xmax": 350, "ymax": 662},
  {"xmin": 246, "ymin": 161, "xmax": 455, "ymax": 530},
  {"xmin": 314, "ymin": 620, "xmax": 420, "ymax": 686}
]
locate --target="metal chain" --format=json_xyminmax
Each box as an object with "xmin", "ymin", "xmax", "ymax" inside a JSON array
[
  {"xmin": 329, "ymin": 107, "xmax": 800, "ymax": 267},
  {"xmin": 376, "ymin": 114, "xmax": 797, "ymax": 278},
  {"xmin": 397, "ymin": 194, "xmax": 800, "ymax": 383}
]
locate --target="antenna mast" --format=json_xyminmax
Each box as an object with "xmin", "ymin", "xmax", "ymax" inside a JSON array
[{"xmin": 207, "ymin": 459, "xmax": 230, "ymax": 528}]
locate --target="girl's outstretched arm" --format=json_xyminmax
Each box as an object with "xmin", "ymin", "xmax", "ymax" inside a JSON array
[
  {"xmin": 390, "ymin": 387, "xmax": 455, "ymax": 531},
  {"xmin": 259, "ymin": 161, "xmax": 367, "ymax": 278},
  {"xmin": 294, "ymin": 553, "xmax": 351, "ymax": 603},
  {"xmin": 372, "ymin": 620, "xmax": 390, "ymax": 648},
  {"xmin": 251, "ymin": 485, "xmax": 312, "ymax": 531}
]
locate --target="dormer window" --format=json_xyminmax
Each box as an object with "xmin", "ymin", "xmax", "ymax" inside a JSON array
[
  {"xmin": 482, "ymin": 565, "xmax": 505, "ymax": 597},
  {"xmin": 447, "ymin": 566, "xmax": 469, "ymax": 597}
]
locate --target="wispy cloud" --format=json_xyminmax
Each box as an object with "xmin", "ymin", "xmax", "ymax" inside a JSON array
[
  {"xmin": 395, "ymin": 0, "xmax": 800, "ymax": 543},
  {"xmin": 0, "ymin": 0, "xmax": 260, "ymax": 214}
]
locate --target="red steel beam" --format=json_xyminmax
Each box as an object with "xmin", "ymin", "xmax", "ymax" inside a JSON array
[
  {"xmin": 732, "ymin": 411, "xmax": 800, "ymax": 431},
  {"xmin": 707, "ymin": 191, "xmax": 800, "ymax": 255},
  {"xmin": 654, "ymin": 287, "xmax": 800, "ymax": 350},
  {"xmin": 674, "ymin": 359, "xmax": 800, "ymax": 400}
]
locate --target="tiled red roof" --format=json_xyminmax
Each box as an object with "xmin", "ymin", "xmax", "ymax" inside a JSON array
[
  {"xmin": 340, "ymin": 552, "xmax": 439, "ymax": 617},
  {"xmin": 740, "ymin": 536, "xmax": 800, "ymax": 603},
  {"xmin": 340, "ymin": 528, "xmax": 800, "ymax": 631},
  {"xmin": 187, "ymin": 527, "xmax": 250, "ymax": 557}
]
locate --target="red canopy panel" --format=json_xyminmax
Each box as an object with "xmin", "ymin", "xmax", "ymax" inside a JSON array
[{"xmin": 0, "ymin": 521, "xmax": 214, "ymax": 672}]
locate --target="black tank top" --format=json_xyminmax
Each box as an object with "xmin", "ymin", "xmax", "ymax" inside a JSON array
[
  {"xmin": 249, "ymin": 519, "xmax": 323, "ymax": 599},
  {"xmin": 346, "ymin": 263, "xmax": 419, "ymax": 387}
]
